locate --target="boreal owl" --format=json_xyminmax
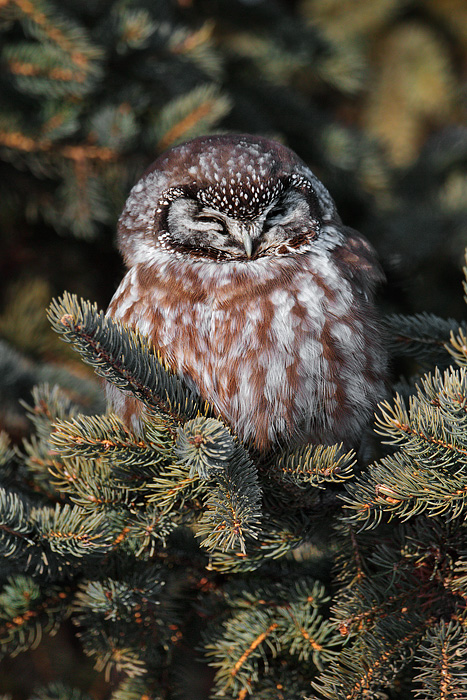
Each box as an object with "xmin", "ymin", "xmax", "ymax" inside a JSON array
[{"xmin": 106, "ymin": 134, "xmax": 386, "ymax": 452}]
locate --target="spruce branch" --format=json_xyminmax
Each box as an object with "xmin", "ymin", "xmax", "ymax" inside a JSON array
[
  {"xmin": 0, "ymin": 432, "xmax": 14, "ymax": 465},
  {"xmin": 205, "ymin": 515, "xmax": 307, "ymax": 574},
  {"xmin": 22, "ymin": 384, "xmax": 81, "ymax": 441},
  {"xmin": 74, "ymin": 573, "xmax": 172, "ymax": 682},
  {"xmin": 0, "ymin": 488, "xmax": 35, "ymax": 557},
  {"xmin": 30, "ymin": 503, "xmax": 113, "ymax": 560},
  {"xmin": 205, "ymin": 578, "xmax": 340, "ymax": 698},
  {"xmin": 79, "ymin": 631, "xmax": 147, "ymax": 680},
  {"xmin": 4, "ymin": 41, "xmax": 98, "ymax": 97},
  {"xmin": 153, "ymin": 417, "xmax": 263, "ymax": 556},
  {"xmin": 74, "ymin": 572, "xmax": 165, "ymax": 626},
  {"xmin": 334, "ymin": 524, "xmax": 446, "ymax": 640},
  {"xmin": 28, "ymin": 682, "xmax": 93, "ymax": 700},
  {"xmin": 205, "ymin": 607, "xmax": 281, "ymax": 698},
  {"xmin": 8, "ymin": 0, "xmax": 103, "ymax": 74},
  {"xmin": 451, "ymin": 547, "xmax": 467, "ymax": 595},
  {"xmin": 0, "ymin": 125, "xmax": 116, "ymax": 163},
  {"xmin": 310, "ymin": 615, "xmax": 434, "ymax": 700},
  {"xmin": 140, "ymin": 406, "xmax": 177, "ymax": 453},
  {"xmin": 275, "ymin": 579, "xmax": 341, "ymax": 668},
  {"xmin": 197, "ymin": 442, "xmax": 262, "ymax": 555},
  {"xmin": 343, "ymin": 367, "xmax": 467, "ymax": 527},
  {"xmin": 461, "ymin": 249, "xmax": 467, "ymax": 306},
  {"xmin": 413, "ymin": 620, "xmax": 467, "ymax": 699},
  {"xmin": 384, "ymin": 312, "xmax": 466, "ymax": 368},
  {"xmin": 126, "ymin": 505, "xmax": 177, "ymax": 557},
  {"xmin": 0, "ymin": 575, "xmax": 73, "ymax": 658},
  {"xmin": 20, "ymin": 384, "xmax": 83, "ymax": 497},
  {"xmin": 46, "ymin": 292, "xmax": 212, "ymax": 424},
  {"xmin": 275, "ymin": 443, "xmax": 356, "ymax": 489},
  {"xmin": 169, "ymin": 21, "xmax": 221, "ymax": 80},
  {"xmin": 343, "ymin": 450, "xmax": 467, "ymax": 527},
  {"xmin": 47, "ymin": 454, "xmax": 136, "ymax": 515},
  {"xmin": 332, "ymin": 523, "xmax": 373, "ymax": 591},
  {"xmin": 175, "ymin": 416, "xmax": 237, "ymax": 479},
  {"xmin": 147, "ymin": 458, "xmax": 206, "ymax": 517},
  {"xmin": 315, "ymin": 516, "xmax": 464, "ymax": 699},
  {"xmin": 110, "ymin": 677, "xmax": 162, "ymax": 700},
  {"xmin": 155, "ymin": 83, "xmax": 232, "ymax": 151},
  {"xmin": 50, "ymin": 413, "xmax": 171, "ymax": 475},
  {"xmin": 0, "ymin": 432, "xmax": 16, "ymax": 485},
  {"xmin": 448, "ymin": 326, "xmax": 467, "ymax": 368}
]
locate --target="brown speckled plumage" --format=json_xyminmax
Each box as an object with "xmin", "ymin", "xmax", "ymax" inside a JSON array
[{"xmin": 106, "ymin": 134, "xmax": 387, "ymax": 451}]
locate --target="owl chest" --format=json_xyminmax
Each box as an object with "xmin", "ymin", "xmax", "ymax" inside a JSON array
[
  {"xmin": 119, "ymin": 262, "xmax": 371, "ymax": 448},
  {"xmin": 152, "ymin": 279, "xmax": 342, "ymax": 410}
]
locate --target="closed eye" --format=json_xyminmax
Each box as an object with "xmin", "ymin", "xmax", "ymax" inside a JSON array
[
  {"xmin": 264, "ymin": 201, "xmax": 288, "ymax": 228},
  {"xmin": 196, "ymin": 215, "xmax": 223, "ymax": 224},
  {"xmin": 263, "ymin": 190, "xmax": 312, "ymax": 232},
  {"xmin": 194, "ymin": 214, "xmax": 227, "ymax": 233}
]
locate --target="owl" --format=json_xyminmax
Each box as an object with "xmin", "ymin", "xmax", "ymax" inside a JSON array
[{"xmin": 106, "ymin": 134, "xmax": 386, "ymax": 453}]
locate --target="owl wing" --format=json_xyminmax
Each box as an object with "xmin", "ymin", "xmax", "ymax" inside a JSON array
[{"xmin": 334, "ymin": 228, "xmax": 385, "ymax": 296}]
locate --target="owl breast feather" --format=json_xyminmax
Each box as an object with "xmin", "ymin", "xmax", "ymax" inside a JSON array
[{"xmin": 106, "ymin": 253, "xmax": 385, "ymax": 452}]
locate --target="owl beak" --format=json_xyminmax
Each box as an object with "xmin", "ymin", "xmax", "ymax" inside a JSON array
[{"xmin": 242, "ymin": 230, "xmax": 253, "ymax": 258}]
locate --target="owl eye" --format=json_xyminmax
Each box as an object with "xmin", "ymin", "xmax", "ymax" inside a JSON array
[
  {"xmin": 262, "ymin": 190, "xmax": 315, "ymax": 235},
  {"xmin": 264, "ymin": 200, "xmax": 287, "ymax": 223},
  {"xmin": 196, "ymin": 214, "xmax": 222, "ymax": 225},
  {"xmin": 194, "ymin": 213, "xmax": 227, "ymax": 234}
]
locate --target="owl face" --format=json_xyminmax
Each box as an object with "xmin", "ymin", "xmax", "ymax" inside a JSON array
[
  {"xmin": 117, "ymin": 134, "xmax": 340, "ymax": 267},
  {"xmin": 161, "ymin": 185, "xmax": 319, "ymax": 262}
]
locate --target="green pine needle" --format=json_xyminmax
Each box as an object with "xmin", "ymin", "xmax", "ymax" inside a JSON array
[
  {"xmin": 107, "ymin": 677, "xmax": 161, "ymax": 700},
  {"xmin": 0, "ymin": 432, "xmax": 15, "ymax": 470},
  {"xmin": 276, "ymin": 443, "xmax": 356, "ymax": 489},
  {"xmin": 0, "ymin": 576, "xmax": 73, "ymax": 659},
  {"xmin": 413, "ymin": 621, "xmax": 467, "ymax": 698},
  {"xmin": 0, "ymin": 489, "xmax": 35, "ymax": 558},
  {"xmin": 50, "ymin": 412, "xmax": 171, "ymax": 471},
  {"xmin": 175, "ymin": 416, "xmax": 237, "ymax": 479},
  {"xmin": 344, "ymin": 366, "xmax": 467, "ymax": 527},
  {"xmin": 30, "ymin": 503, "xmax": 113, "ymax": 559},
  {"xmin": 384, "ymin": 312, "xmax": 466, "ymax": 368},
  {"xmin": 448, "ymin": 326, "xmax": 467, "ymax": 368},
  {"xmin": 197, "ymin": 443, "xmax": 262, "ymax": 555},
  {"xmin": 46, "ymin": 292, "xmax": 212, "ymax": 424},
  {"xmin": 29, "ymin": 682, "xmax": 93, "ymax": 700}
]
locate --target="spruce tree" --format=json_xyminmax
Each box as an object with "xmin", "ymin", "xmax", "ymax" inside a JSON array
[{"xmin": 3, "ymin": 0, "xmax": 467, "ymax": 698}]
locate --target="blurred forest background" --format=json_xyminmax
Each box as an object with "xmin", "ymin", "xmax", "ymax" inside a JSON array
[{"xmin": 2, "ymin": 0, "xmax": 467, "ymax": 698}]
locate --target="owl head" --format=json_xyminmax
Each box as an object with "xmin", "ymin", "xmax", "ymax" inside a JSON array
[{"xmin": 117, "ymin": 134, "xmax": 341, "ymax": 267}]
